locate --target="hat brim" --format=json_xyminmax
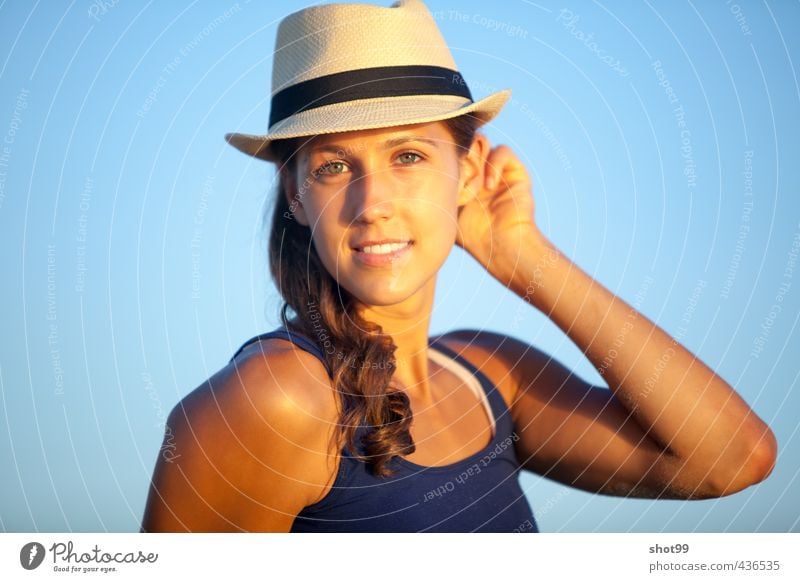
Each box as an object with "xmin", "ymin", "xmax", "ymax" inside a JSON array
[{"xmin": 224, "ymin": 89, "xmax": 511, "ymax": 162}]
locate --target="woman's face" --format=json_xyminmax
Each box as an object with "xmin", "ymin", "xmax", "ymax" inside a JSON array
[{"xmin": 284, "ymin": 120, "xmax": 483, "ymax": 309}]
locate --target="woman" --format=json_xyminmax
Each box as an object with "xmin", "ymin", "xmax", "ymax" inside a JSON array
[{"xmin": 140, "ymin": 0, "xmax": 776, "ymax": 533}]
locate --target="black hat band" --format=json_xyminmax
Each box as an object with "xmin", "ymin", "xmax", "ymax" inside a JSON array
[{"xmin": 269, "ymin": 64, "xmax": 474, "ymax": 127}]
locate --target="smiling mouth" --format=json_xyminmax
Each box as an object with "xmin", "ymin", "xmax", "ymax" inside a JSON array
[{"xmin": 354, "ymin": 241, "xmax": 413, "ymax": 255}]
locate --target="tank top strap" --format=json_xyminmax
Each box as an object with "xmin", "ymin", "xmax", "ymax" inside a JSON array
[
  {"xmin": 426, "ymin": 339, "xmax": 511, "ymax": 424},
  {"xmin": 229, "ymin": 326, "xmax": 333, "ymax": 378}
]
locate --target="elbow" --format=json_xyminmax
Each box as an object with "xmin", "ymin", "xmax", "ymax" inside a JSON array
[
  {"xmin": 708, "ymin": 427, "xmax": 778, "ymax": 498},
  {"xmin": 749, "ymin": 427, "xmax": 778, "ymax": 485}
]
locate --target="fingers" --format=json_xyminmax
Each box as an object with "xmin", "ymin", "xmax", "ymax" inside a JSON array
[{"xmin": 485, "ymin": 145, "xmax": 513, "ymax": 190}]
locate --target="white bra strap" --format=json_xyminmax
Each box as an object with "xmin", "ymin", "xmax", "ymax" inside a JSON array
[{"xmin": 427, "ymin": 347, "xmax": 497, "ymax": 437}]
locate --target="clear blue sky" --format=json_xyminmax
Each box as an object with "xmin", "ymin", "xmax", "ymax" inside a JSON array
[{"xmin": 1, "ymin": 0, "xmax": 798, "ymax": 532}]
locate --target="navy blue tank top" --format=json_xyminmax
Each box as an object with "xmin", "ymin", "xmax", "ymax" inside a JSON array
[{"xmin": 230, "ymin": 327, "xmax": 538, "ymax": 533}]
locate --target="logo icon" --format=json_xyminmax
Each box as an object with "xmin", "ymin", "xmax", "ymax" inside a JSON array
[{"xmin": 20, "ymin": 542, "xmax": 46, "ymax": 570}]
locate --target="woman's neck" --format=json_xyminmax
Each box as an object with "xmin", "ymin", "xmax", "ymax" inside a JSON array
[{"xmin": 356, "ymin": 289, "xmax": 437, "ymax": 401}]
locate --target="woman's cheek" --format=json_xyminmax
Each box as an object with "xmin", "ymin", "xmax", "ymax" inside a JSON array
[
  {"xmin": 317, "ymin": 230, "xmax": 341, "ymax": 269},
  {"xmin": 428, "ymin": 199, "xmax": 460, "ymax": 241}
]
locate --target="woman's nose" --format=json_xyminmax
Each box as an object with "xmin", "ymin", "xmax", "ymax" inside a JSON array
[{"xmin": 351, "ymin": 169, "xmax": 396, "ymax": 222}]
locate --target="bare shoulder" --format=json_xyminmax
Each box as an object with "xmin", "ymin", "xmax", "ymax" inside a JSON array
[
  {"xmin": 432, "ymin": 328, "xmax": 541, "ymax": 409},
  {"xmin": 140, "ymin": 337, "xmax": 340, "ymax": 532}
]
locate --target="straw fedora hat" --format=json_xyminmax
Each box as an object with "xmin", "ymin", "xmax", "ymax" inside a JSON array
[{"xmin": 224, "ymin": 0, "xmax": 511, "ymax": 162}]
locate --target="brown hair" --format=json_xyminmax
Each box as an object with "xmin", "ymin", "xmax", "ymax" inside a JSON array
[{"xmin": 265, "ymin": 115, "xmax": 480, "ymax": 477}]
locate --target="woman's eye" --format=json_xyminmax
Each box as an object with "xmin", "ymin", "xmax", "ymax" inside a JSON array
[
  {"xmin": 397, "ymin": 151, "xmax": 423, "ymax": 164},
  {"xmin": 316, "ymin": 160, "xmax": 348, "ymax": 176},
  {"xmin": 313, "ymin": 152, "xmax": 422, "ymax": 177}
]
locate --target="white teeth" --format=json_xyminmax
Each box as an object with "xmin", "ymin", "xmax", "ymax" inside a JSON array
[{"xmin": 360, "ymin": 241, "xmax": 409, "ymax": 255}]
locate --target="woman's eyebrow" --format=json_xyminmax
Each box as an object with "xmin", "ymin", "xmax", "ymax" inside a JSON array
[
  {"xmin": 308, "ymin": 136, "xmax": 440, "ymax": 154},
  {"xmin": 382, "ymin": 136, "xmax": 440, "ymax": 150}
]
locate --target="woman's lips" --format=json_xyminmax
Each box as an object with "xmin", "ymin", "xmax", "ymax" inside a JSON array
[{"xmin": 352, "ymin": 240, "xmax": 413, "ymax": 267}]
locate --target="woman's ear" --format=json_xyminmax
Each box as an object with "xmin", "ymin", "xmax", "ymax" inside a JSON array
[
  {"xmin": 280, "ymin": 165, "xmax": 309, "ymax": 226},
  {"xmin": 457, "ymin": 132, "xmax": 490, "ymax": 206}
]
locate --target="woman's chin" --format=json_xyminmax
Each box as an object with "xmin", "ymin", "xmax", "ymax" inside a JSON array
[
  {"xmin": 350, "ymin": 289, "xmax": 412, "ymax": 308},
  {"xmin": 344, "ymin": 279, "xmax": 426, "ymax": 310}
]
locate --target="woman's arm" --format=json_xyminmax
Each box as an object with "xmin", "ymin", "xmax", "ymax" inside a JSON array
[
  {"xmin": 454, "ymin": 138, "xmax": 777, "ymax": 498},
  {"xmin": 513, "ymin": 230, "xmax": 776, "ymax": 496}
]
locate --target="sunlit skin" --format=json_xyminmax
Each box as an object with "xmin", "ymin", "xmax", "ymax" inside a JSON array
[
  {"xmin": 285, "ymin": 119, "xmax": 777, "ymax": 498},
  {"xmin": 140, "ymin": 118, "xmax": 778, "ymax": 533},
  {"xmin": 283, "ymin": 120, "xmax": 489, "ymax": 402}
]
